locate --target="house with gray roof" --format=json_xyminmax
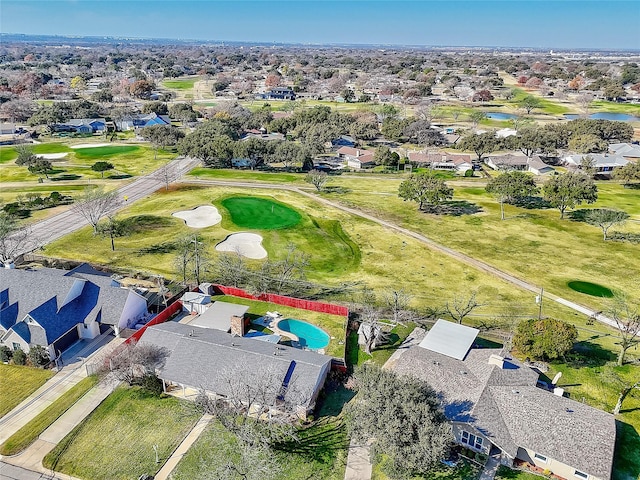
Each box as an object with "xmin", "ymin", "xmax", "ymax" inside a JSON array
[
  {"xmin": 564, "ymin": 154, "xmax": 628, "ymax": 175},
  {"xmin": 138, "ymin": 321, "xmax": 332, "ymax": 416},
  {"xmin": 386, "ymin": 321, "xmax": 616, "ymax": 480},
  {"xmin": 486, "ymin": 155, "xmax": 554, "ymax": 175},
  {"xmin": 609, "ymin": 142, "xmax": 640, "ymax": 161},
  {"xmin": 0, "ymin": 264, "xmax": 148, "ymax": 359}
]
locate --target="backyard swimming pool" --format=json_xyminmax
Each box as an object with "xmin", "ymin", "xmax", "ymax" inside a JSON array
[{"xmin": 275, "ymin": 319, "xmax": 330, "ymax": 350}]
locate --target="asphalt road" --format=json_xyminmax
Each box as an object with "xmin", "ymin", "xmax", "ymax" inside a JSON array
[{"xmin": 8, "ymin": 156, "xmax": 199, "ymax": 259}]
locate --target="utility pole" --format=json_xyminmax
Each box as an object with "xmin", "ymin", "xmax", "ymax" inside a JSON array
[
  {"xmin": 192, "ymin": 235, "xmax": 201, "ymax": 285},
  {"xmin": 536, "ymin": 287, "xmax": 544, "ymax": 320}
]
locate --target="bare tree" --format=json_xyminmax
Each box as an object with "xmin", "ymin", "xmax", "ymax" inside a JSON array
[
  {"xmin": 214, "ymin": 250, "xmax": 249, "ymax": 287},
  {"xmin": 613, "ymin": 379, "xmax": 640, "ymax": 415},
  {"xmin": 607, "ymin": 294, "xmax": 640, "ymax": 366},
  {"xmin": 99, "ymin": 343, "xmax": 169, "ymax": 385},
  {"xmin": 354, "ymin": 288, "xmax": 389, "ymax": 355},
  {"xmin": 445, "ymin": 291, "xmax": 482, "ymax": 324},
  {"xmin": 173, "ymin": 234, "xmax": 209, "ymax": 285},
  {"xmin": 0, "ymin": 213, "xmax": 34, "ymax": 265},
  {"xmin": 152, "ymin": 161, "xmax": 180, "ymax": 191},
  {"xmin": 250, "ymin": 243, "xmax": 309, "ymax": 296},
  {"xmin": 71, "ymin": 186, "xmax": 122, "ymax": 233},
  {"xmin": 382, "ymin": 288, "xmax": 412, "ymax": 325},
  {"xmin": 304, "ymin": 170, "xmax": 329, "ymax": 192}
]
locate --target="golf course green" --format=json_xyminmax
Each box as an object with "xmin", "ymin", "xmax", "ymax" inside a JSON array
[
  {"xmin": 73, "ymin": 145, "xmax": 140, "ymax": 158},
  {"xmin": 221, "ymin": 196, "xmax": 302, "ymax": 230},
  {"xmin": 567, "ymin": 280, "xmax": 614, "ymax": 298}
]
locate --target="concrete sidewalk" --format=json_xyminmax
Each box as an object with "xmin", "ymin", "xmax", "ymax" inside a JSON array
[
  {"xmin": 344, "ymin": 440, "xmax": 372, "ymax": 480},
  {"xmin": 154, "ymin": 414, "xmax": 213, "ymax": 480},
  {"xmin": 0, "ymin": 335, "xmax": 122, "ymax": 445},
  {"xmin": 1, "ymin": 380, "xmax": 116, "ymax": 478}
]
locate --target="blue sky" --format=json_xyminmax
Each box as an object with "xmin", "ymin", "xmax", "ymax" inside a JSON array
[{"xmin": 1, "ymin": 1, "xmax": 639, "ymax": 50}]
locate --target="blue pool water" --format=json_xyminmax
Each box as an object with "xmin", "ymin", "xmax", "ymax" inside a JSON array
[{"xmin": 276, "ymin": 319, "xmax": 330, "ymax": 350}]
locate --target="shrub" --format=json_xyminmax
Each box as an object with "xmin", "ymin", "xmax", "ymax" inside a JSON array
[
  {"xmin": 514, "ymin": 318, "xmax": 578, "ymax": 360},
  {"xmin": 12, "ymin": 348, "xmax": 27, "ymax": 365},
  {"xmin": 0, "ymin": 345, "xmax": 13, "ymax": 362},
  {"xmin": 135, "ymin": 374, "xmax": 164, "ymax": 396},
  {"xmin": 28, "ymin": 345, "xmax": 51, "ymax": 368}
]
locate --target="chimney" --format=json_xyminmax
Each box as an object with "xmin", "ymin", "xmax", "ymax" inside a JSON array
[
  {"xmin": 488, "ymin": 354, "xmax": 505, "ymax": 369},
  {"xmin": 230, "ymin": 315, "xmax": 245, "ymax": 337}
]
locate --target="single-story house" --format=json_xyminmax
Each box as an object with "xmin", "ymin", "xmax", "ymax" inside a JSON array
[
  {"xmin": 407, "ymin": 152, "xmax": 473, "ymax": 173},
  {"xmin": 115, "ymin": 113, "xmax": 172, "ymax": 131},
  {"xmin": 608, "ymin": 143, "xmax": 640, "ymax": 161},
  {"xmin": 138, "ymin": 321, "xmax": 332, "ymax": 416},
  {"xmin": 52, "ymin": 118, "xmax": 106, "ymax": 134},
  {"xmin": 486, "ymin": 155, "xmax": 554, "ymax": 175},
  {"xmin": 386, "ymin": 320, "xmax": 616, "ymax": 480},
  {"xmin": 313, "ymin": 157, "xmax": 345, "ymax": 171},
  {"xmin": 329, "ymin": 135, "xmax": 356, "ymax": 148},
  {"xmin": 336, "ymin": 146, "xmax": 376, "ymax": 169},
  {"xmin": 0, "ymin": 123, "xmax": 16, "ymax": 135},
  {"xmin": 257, "ymin": 88, "xmax": 296, "ymax": 101},
  {"xmin": 564, "ymin": 154, "xmax": 628, "ymax": 175},
  {"xmin": 240, "ymin": 132, "xmax": 285, "ymax": 142},
  {"xmin": 0, "ymin": 264, "xmax": 149, "ymax": 359},
  {"xmin": 496, "ymin": 128, "xmax": 518, "ymax": 138}
]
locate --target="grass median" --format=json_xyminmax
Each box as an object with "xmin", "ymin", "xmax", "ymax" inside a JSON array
[{"xmin": 0, "ymin": 375, "xmax": 98, "ymax": 456}]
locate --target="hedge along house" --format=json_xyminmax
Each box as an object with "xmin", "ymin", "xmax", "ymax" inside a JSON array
[
  {"xmin": 138, "ymin": 321, "xmax": 332, "ymax": 418},
  {"xmin": 385, "ymin": 320, "xmax": 616, "ymax": 480},
  {"xmin": 0, "ymin": 264, "xmax": 148, "ymax": 359}
]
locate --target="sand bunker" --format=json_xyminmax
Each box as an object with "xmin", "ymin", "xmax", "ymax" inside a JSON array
[
  {"xmin": 216, "ymin": 233, "xmax": 267, "ymax": 259},
  {"xmin": 70, "ymin": 143, "xmax": 112, "ymax": 149},
  {"xmin": 37, "ymin": 153, "xmax": 68, "ymax": 160},
  {"xmin": 172, "ymin": 205, "xmax": 222, "ymax": 228}
]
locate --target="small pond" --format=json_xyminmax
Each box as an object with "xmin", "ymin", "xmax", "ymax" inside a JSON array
[
  {"xmin": 485, "ymin": 112, "xmax": 519, "ymax": 120},
  {"xmin": 563, "ymin": 112, "xmax": 640, "ymax": 122}
]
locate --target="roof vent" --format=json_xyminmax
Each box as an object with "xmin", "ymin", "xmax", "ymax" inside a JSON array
[
  {"xmin": 188, "ymin": 329, "xmax": 195, "ymax": 337},
  {"xmin": 460, "ymin": 370, "xmax": 467, "ymax": 375},
  {"xmin": 553, "ymin": 387, "xmax": 565, "ymax": 397},
  {"xmin": 488, "ymin": 354, "xmax": 505, "ymax": 369},
  {"xmin": 511, "ymin": 389, "xmax": 519, "ymax": 394}
]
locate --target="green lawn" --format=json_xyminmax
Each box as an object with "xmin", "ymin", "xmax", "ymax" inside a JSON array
[
  {"xmin": 0, "ymin": 376, "xmax": 98, "ymax": 455},
  {"xmin": 372, "ymin": 455, "xmax": 481, "ymax": 480},
  {"xmin": 189, "ymin": 167, "xmax": 304, "ymax": 184},
  {"xmin": 346, "ymin": 323, "xmax": 418, "ymax": 367},
  {"xmin": 172, "ymin": 418, "xmax": 347, "ymax": 480},
  {"xmin": 505, "ymin": 87, "xmax": 571, "ymax": 115},
  {"xmin": 73, "ymin": 145, "xmax": 140, "ymax": 158},
  {"xmin": 221, "ymin": 195, "xmax": 302, "ymax": 229},
  {"xmin": 43, "ymin": 386, "xmax": 199, "ymax": 480},
  {"xmin": 162, "ymin": 78, "xmax": 197, "ymax": 90},
  {"xmin": 495, "ymin": 466, "xmax": 544, "ymax": 480},
  {"xmin": 321, "ymin": 176, "xmax": 640, "ymax": 310},
  {"xmin": 591, "ymin": 101, "xmax": 640, "ymax": 116},
  {"xmin": 213, "ymin": 295, "xmax": 347, "ymax": 358},
  {"xmin": 0, "ymin": 364, "xmax": 54, "ymax": 418}
]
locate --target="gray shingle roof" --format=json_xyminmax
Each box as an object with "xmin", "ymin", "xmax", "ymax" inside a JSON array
[
  {"xmin": 387, "ymin": 328, "xmax": 615, "ymax": 480},
  {"xmin": 139, "ymin": 322, "xmax": 332, "ymax": 408}
]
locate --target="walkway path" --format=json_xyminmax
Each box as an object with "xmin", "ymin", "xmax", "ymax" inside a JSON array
[
  {"xmin": 0, "ymin": 334, "xmax": 123, "ymax": 445},
  {"xmin": 344, "ymin": 440, "xmax": 372, "ymax": 480},
  {"xmin": 188, "ymin": 178, "xmax": 618, "ymax": 330},
  {"xmin": 1, "ymin": 380, "xmax": 116, "ymax": 479},
  {"xmin": 479, "ymin": 455, "xmax": 501, "ymax": 480},
  {"xmin": 154, "ymin": 414, "xmax": 213, "ymax": 480}
]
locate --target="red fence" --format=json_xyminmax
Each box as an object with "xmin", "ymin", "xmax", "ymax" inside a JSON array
[
  {"xmin": 125, "ymin": 299, "xmax": 183, "ymax": 344},
  {"xmin": 212, "ymin": 285, "xmax": 349, "ymax": 317}
]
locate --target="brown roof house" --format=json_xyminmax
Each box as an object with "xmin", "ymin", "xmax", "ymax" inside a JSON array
[
  {"xmin": 385, "ymin": 320, "xmax": 616, "ymax": 480},
  {"xmin": 337, "ymin": 146, "xmax": 376, "ymax": 169}
]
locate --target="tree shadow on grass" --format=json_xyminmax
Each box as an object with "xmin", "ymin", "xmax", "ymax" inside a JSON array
[
  {"xmin": 322, "ymin": 186, "xmax": 352, "ymax": 194},
  {"xmin": 565, "ymin": 341, "xmax": 617, "ymax": 368},
  {"xmin": 108, "ymin": 174, "xmax": 133, "ymax": 180},
  {"xmin": 567, "ymin": 208, "xmax": 597, "ymax": 223},
  {"xmin": 51, "ymin": 174, "xmax": 81, "ymax": 181},
  {"xmin": 423, "ymin": 201, "xmax": 482, "ymax": 216},
  {"xmin": 510, "ymin": 196, "xmax": 552, "ymax": 210},
  {"xmin": 272, "ymin": 417, "xmax": 349, "ymax": 462},
  {"xmin": 613, "ymin": 421, "xmax": 640, "ymax": 480}
]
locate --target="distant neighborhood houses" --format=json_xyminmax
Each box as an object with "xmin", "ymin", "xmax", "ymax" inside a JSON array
[
  {"xmin": 563, "ymin": 153, "xmax": 629, "ymax": 174},
  {"xmin": 257, "ymin": 87, "xmax": 297, "ymax": 101},
  {"xmin": 387, "ymin": 320, "xmax": 616, "ymax": 480},
  {"xmin": 336, "ymin": 146, "xmax": 376, "ymax": 169},
  {"xmin": 408, "ymin": 152, "xmax": 473, "ymax": 173},
  {"xmin": 115, "ymin": 112, "xmax": 172, "ymax": 131},
  {"xmin": 51, "ymin": 118, "xmax": 107, "ymax": 134},
  {"xmin": 485, "ymin": 154, "xmax": 555, "ymax": 175},
  {"xmin": 0, "ymin": 264, "xmax": 150, "ymax": 360}
]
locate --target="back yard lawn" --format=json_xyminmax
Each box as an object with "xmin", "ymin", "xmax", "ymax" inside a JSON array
[
  {"xmin": 0, "ymin": 364, "xmax": 54, "ymax": 418},
  {"xmin": 43, "ymin": 386, "xmax": 199, "ymax": 480}
]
